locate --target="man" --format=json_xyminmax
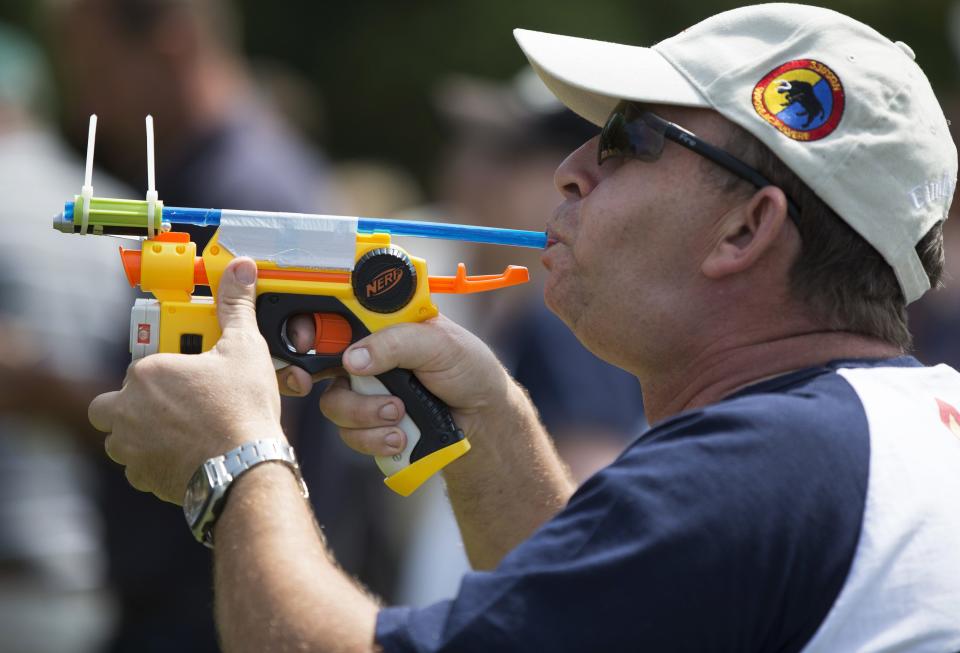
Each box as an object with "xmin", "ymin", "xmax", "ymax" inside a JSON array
[{"xmin": 88, "ymin": 4, "xmax": 960, "ymax": 651}]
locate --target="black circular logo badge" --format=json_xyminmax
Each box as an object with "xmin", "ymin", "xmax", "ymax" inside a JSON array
[{"xmin": 352, "ymin": 247, "xmax": 417, "ymax": 314}]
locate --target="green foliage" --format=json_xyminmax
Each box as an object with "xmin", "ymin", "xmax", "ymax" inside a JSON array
[
  {"xmin": 1, "ymin": 0, "xmax": 957, "ymax": 181},
  {"xmin": 235, "ymin": 0, "xmax": 958, "ymax": 179}
]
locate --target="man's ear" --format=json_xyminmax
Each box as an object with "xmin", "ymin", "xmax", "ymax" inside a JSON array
[{"xmin": 701, "ymin": 186, "xmax": 790, "ymax": 279}]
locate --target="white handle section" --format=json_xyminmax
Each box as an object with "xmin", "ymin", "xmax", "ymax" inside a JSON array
[{"xmin": 350, "ymin": 374, "xmax": 422, "ymax": 477}]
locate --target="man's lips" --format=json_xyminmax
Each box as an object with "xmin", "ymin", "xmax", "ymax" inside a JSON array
[
  {"xmin": 546, "ymin": 203, "xmax": 576, "ymax": 248},
  {"xmin": 542, "ymin": 228, "xmax": 563, "ymax": 270},
  {"xmin": 545, "ymin": 227, "xmax": 564, "ymax": 248}
]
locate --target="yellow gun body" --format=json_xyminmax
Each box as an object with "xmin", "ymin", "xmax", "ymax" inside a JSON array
[{"xmin": 123, "ymin": 227, "xmax": 527, "ymax": 496}]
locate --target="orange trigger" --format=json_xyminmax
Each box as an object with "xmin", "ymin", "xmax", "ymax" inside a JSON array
[{"xmin": 313, "ymin": 313, "xmax": 352, "ymax": 355}]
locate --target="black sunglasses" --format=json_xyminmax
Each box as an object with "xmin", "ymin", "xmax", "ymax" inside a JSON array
[{"xmin": 598, "ymin": 102, "xmax": 801, "ymax": 222}]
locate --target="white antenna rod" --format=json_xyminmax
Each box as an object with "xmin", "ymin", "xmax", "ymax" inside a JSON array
[
  {"xmin": 84, "ymin": 115, "xmax": 97, "ymax": 188},
  {"xmin": 145, "ymin": 115, "xmax": 157, "ymax": 238},
  {"xmin": 146, "ymin": 115, "xmax": 155, "ymax": 193},
  {"xmin": 79, "ymin": 114, "xmax": 97, "ymax": 235}
]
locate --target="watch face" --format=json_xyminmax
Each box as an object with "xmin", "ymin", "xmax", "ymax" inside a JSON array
[{"xmin": 183, "ymin": 465, "xmax": 211, "ymax": 527}]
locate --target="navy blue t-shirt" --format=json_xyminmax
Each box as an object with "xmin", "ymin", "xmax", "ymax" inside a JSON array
[{"xmin": 375, "ymin": 357, "xmax": 960, "ymax": 651}]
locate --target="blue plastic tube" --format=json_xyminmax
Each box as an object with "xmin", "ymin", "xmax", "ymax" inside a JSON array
[{"xmin": 61, "ymin": 202, "xmax": 547, "ymax": 249}]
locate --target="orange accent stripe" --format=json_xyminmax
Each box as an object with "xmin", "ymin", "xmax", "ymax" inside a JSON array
[
  {"xmin": 154, "ymin": 231, "xmax": 190, "ymax": 243},
  {"xmin": 189, "ymin": 261, "xmax": 350, "ymax": 286},
  {"xmin": 258, "ymin": 269, "xmax": 351, "ymax": 284}
]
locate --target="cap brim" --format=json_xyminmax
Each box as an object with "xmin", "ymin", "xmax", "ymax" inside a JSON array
[{"xmin": 513, "ymin": 28, "xmax": 709, "ymax": 126}]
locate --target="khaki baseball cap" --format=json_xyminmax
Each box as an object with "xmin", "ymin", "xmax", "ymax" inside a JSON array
[{"xmin": 514, "ymin": 3, "xmax": 958, "ymax": 303}]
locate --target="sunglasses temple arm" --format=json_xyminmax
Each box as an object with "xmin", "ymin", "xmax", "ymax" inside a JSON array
[{"xmin": 663, "ymin": 124, "xmax": 801, "ymax": 224}]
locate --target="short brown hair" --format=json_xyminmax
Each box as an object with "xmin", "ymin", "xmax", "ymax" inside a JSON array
[{"xmin": 706, "ymin": 123, "xmax": 944, "ymax": 350}]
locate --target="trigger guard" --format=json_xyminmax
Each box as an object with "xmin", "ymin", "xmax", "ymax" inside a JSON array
[{"xmin": 256, "ymin": 293, "xmax": 370, "ymax": 375}]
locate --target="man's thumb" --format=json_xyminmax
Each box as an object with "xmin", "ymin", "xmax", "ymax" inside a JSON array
[{"xmin": 216, "ymin": 258, "xmax": 259, "ymax": 333}]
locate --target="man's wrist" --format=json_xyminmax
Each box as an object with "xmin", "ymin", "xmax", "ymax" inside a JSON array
[
  {"xmin": 458, "ymin": 368, "xmax": 523, "ymax": 445},
  {"xmin": 184, "ymin": 438, "xmax": 307, "ymax": 548},
  {"xmin": 448, "ymin": 376, "xmax": 542, "ymax": 479},
  {"xmin": 213, "ymin": 461, "xmax": 313, "ymax": 545}
]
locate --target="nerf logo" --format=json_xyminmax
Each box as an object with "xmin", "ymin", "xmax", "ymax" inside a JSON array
[{"xmin": 366, "ymin": 267, "xmax": 405, "ymax": 298}]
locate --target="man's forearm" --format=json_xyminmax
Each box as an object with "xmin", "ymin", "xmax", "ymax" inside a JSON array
[
  {"xmin": 214, "ymin": 462, "xmax": 380, "ymax": 653},
  {"xmin": 444, "ymin": 381, "xmax": 576, "ymax": 570}
]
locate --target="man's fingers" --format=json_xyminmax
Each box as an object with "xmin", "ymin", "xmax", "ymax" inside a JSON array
[
  {"xmin": 339, "ymin": 425, "xmax": 407, "ymax": 457},
  {"xmin": 277, "ymin": 364, "xmax": 345, "ymax": 396},
  {"xmin": 89, "ymin": 391, "xmax": 120, "ymax": 433},
  {"xmin": 286, "ymin": 314, "xmax": 316, "ymax": 353},
  {"xmin": 216, "ymin": 258, "xmax": 260, "ymax": 335},
  {"xmin": 341, "ymin": 321, "xmax": 449, "ymax": 378},
  {"xmin": 318, "ymin": 376, "xmax": 405, "ymax": 429},
  {"xmin": 278, "ymin": 365, "xmax": 313, "ymax": 397},
  {"xmin": 103, "ymin": 434, "xmax": 121, "ymax": 463}
]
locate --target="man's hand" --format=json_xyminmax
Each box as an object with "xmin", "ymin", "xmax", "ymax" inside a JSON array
[
  {"xmin": 278, "ymin": 310, "xmax": 574, "ymax": 569},
  {"xmin": 279, "ymin": 313, "xmax": 513, "ymax": 458},
  {"xmin": 88, "ymin": 258, "xmax": 284, "ymax": 505}
]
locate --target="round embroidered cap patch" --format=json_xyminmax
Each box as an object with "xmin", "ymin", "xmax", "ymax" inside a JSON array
[{"xmin": 752, "ymin": 60, "xmax": 845, "ymax": 141}]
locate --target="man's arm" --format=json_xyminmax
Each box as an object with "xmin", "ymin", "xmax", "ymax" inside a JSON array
[
  {"xmin": 213, "ymin": 461, "xmax": 380, "ymax": 653},
  {"xmin": 87, "ymin": 257, "xmax": 573, "ymax": 651},
  {"xmin": 441, "ymin": 382, "xmax": 575, "ymax": 570},
  {"xmin": 88, "ymin": 259, "xmax": 386, "ymax": 651}
]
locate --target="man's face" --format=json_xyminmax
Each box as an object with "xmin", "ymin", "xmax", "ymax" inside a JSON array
[{"xmin": 542, "ymin": 106, "xmax": 741, "ymax": 370}]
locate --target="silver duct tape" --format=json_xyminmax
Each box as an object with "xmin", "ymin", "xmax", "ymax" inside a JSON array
[{"xmin": 218, "ymin": 210, "xmax": 359, "ymax": 270}]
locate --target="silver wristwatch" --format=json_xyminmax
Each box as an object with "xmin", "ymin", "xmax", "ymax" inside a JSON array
[{"xmin": 183, "ymin": 438, "xmax": 309, "ymax": 548}]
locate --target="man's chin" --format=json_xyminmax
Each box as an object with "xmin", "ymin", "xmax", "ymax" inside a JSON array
[{"xmin": 542, "ymin": 282, "xmax": 574, "ymax": 329}]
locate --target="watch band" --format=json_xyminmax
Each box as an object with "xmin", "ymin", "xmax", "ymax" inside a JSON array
[{"xmin": 185, "ymin": 438, "xmax": 309, "ymax": 548}]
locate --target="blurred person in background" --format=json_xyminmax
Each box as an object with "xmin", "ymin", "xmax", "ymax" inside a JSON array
[
  {"xmin": 909, "ymin": 215, "xmax": 960, "ymax": 366},
  {"xmin": 44, "ymin": 0, "xmax": 395, "ymax": 650},
  {"xmin": 395, "ymin": 69, "xmax": 646, "ymax": 607},
  {"xmin": 909, "ymin": 0, "xmax": 960, "ymax": 367},
  {"xmin": 0, "ymin": 22, "xmax": 133, "ymax": 653}
]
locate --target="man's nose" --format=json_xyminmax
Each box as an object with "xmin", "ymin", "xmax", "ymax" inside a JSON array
[{"xmin": 554, "ymin": 136, "xmax": 601, "ymax": 201}]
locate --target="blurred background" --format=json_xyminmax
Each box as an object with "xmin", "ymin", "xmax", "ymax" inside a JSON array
[{"xmin": 0, "ymin": 0, "xmax": 955, "ymax": 651}]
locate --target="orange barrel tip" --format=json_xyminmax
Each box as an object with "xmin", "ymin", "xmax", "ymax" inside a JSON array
[
  {"xmin": 118, "ymin": 247, "xmax": 209, "ymax": 288},
  {"xmin": 119, "ymin": 247, "xmax": 141, "ymax": 288}
]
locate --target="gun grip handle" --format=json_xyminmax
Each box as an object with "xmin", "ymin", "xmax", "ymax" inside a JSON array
[
  {"xmin": 255, "ymin": 292, "xmax": 470, "ymax": 496},
  {"xmin": 350, "ymin": 371, "xmax": 469, "ymax": 496}
]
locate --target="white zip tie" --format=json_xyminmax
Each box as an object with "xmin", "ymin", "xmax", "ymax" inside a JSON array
[
  {"xmin": 80, "ymin": 114, "xmax": 97, "ymax": 235},
  {"xmin": 145, "ymin": 115, "xmax": 157, "ymax": 239}
]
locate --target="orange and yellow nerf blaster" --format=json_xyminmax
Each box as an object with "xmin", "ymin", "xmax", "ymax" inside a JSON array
[{"xmin": 53, "ymin": 116, "xmax": 546, "ymax": 496}]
